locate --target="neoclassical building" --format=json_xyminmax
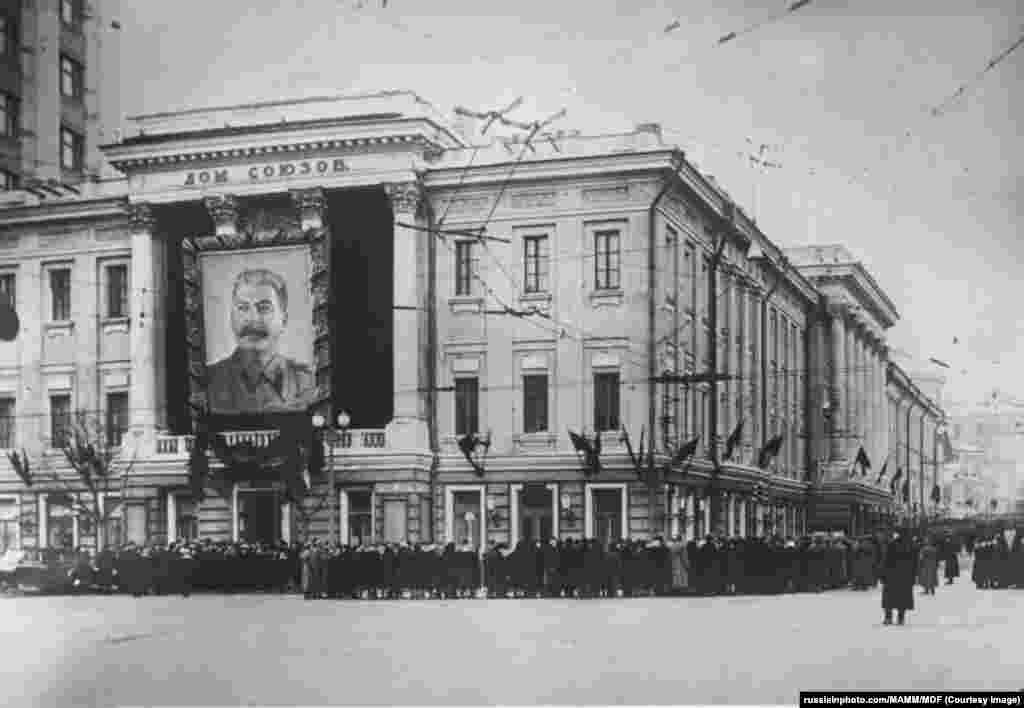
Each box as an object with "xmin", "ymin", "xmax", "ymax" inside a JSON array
[{"xmin": 0, "ymin": 91, "xmax": 945, "ymax": 553}]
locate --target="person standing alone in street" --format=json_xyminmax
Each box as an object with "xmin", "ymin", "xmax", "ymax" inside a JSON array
[{"xmin": 881, "ymin": 532, "xmax": 919, "ymax": 625}]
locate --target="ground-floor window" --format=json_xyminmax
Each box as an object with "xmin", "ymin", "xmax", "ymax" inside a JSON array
[
  {"xmin": 452, "ymin": 490, "xmax": 482, "ymax": 549},
  {"xmin": 47, "ymin": 500, "xmax": 75, "ymax": 549},
  {"xmin": 381, "ymin": 498, "xmax": 407, "ymax": 544},
  {"xmin": 0, "ymin": 497, "xmax": 17, "ymax": 551}
]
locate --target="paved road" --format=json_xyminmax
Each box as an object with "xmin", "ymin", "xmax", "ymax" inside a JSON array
[{"xmin": 2, "ymin": 574, "xmax": 1021, "ymax": 707}]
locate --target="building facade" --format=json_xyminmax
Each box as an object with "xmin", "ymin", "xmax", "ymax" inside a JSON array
[{"xmin": 0, "ymin": 91, "xmax": 946, "ymax": 553}]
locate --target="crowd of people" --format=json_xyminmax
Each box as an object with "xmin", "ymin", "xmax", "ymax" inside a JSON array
[
  {"xmin": 5, "ymin": 527, "xmax": 1021, "ymax": 601},
  {"xmin": 970, "ymin": 531, "xmax": 1024, "ymax": 589}
]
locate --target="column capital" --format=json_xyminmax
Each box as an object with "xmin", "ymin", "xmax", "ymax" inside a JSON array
[
  {"xmin": 826, "ymin": 300, "xmax": 849, "ymax": 319},
  {"xmin": 290, "ymin": 187, "xmax": 326, "ymax": 230},
  {"xmin": 129, "ymin": 202, "xmax": 156, "ymax": 234},
  {"xmin": 386, "ymin": 181, "xmax": 423, "ymax": 216},
  {"xmin": 203, "ymin": 194, "xmax": 242, "ymax": 242}
]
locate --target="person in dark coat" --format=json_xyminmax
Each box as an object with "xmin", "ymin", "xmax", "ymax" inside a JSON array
[
  {"xmin": 941, "ymin": 534, "xmax": 960, "ymax": 585},
  {"xmin": 881, "ymin": 533, "xmax": 918, "ymax": 625}
]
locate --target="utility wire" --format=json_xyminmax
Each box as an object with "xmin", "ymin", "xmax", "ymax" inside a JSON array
[{"xmin": 929, "ymin": 27, "xmax": 1024, "ymax": 117}]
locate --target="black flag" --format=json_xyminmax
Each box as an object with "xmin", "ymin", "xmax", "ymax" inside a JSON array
[
  {"xmin": 931, "ymin": 483, "xmax": 941, "ymax": 504},
  {"xmin": 890, "ymin": 467, "xmax": 903, "ymax": 495},
  {"xmin": 757, "ymin": 434, "xmax": 784, "ymax": 469},
  {"xmin": 458, "ymin": 433, "xmax": 490, "ymax": 477},
  {"xmin": 854, "ymin": 446, "xmax": 871, "ymax": 474},
  {"xmin": 672, "ymin": 435, "xmax": 701, "ymax": 465},
  {"xmin": 723, "ymin": 419, "xmax": 744, "ymax": 462},
  {"xmin": 875, "ymin": 458, "xmax": 888, "ymax": 485},
  {"xmin": 902, "ymin": 475, "xmax": 911, "ymax": 503}
]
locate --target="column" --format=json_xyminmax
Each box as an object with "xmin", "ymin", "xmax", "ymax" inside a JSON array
[
  {"xmin": 726, "ymin": 492, "xmax": 734, "ymax": 536},
  {"xmin": 828, "ymin": 303, "xmax": 846, "ymax": 461},
  {"xmin": 738, "ymin": 497, "xmax": 747, "ymax": 537},
  {"xmin": 843, "ymin": 313, "xmax": 857, "ymax": 460},
  {"xmin": 860, "ymin": 331, "xmax": 870, "ymax": 450},
  {"xmin": 386, "ymin": 182, "xmax": 429, "ymax": 450},
  {"xmin": 881, "ymin": 352, "xmax": 890, "ymax": 485},
  {"xmin": 129, "ymin": 203, "xmax": 159, "ymax": 458},
  {"xmin": 686, "ymin": 492, "xmax": 695, "ymax": 542},
  {"xmin": 749, "ymin": 285, "xmax": 761, "ymax": 458}
]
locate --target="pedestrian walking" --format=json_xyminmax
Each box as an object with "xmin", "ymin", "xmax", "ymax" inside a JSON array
[
  {"xmin": 917, "ymin": 538, "xmax": 938, "ymax": 595},
  {"xmin": 881, "ymin": 532, "xmax": 918, "ymax": 626}
]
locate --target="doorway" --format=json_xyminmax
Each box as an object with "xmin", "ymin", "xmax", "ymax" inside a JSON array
[
  {"xmin": 238, "ymin": 491, "xmax": 278, "ymax": 545},
  {"xmin": 511, "ymin": 483, "xmax": 558, "ymax": 546}
]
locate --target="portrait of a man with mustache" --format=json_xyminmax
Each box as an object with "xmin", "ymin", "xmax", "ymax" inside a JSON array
[{"xmin": 206, "ymin": 268, "xmax": 316, "ymax": 415}]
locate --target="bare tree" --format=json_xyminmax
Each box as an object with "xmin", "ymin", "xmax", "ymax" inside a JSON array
[{"xmin": 7, "ymin": 410, "xmax": 135, "ymax": 550}]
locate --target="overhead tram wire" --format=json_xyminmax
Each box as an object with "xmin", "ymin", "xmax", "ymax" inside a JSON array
[{"xmin": 929, "ymin": 27, "xmax": 1024, "ymax": 118}]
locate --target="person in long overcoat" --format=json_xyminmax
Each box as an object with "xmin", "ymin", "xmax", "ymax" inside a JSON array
[
  {"xmin": 881, "ymin": 533, "xmax": 918, "ymax": 625},
  {"xmin": 941, "ymin": 534, "xmax": 960, "ymax": 585},
  {"xmin": 917, "ymin": 538, "xmax": 939, "ymax": 595}
]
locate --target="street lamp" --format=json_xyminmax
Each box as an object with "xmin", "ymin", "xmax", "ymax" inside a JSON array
[{"xmin": 312, "ymin": 410, "xmax": 351, "ymax": 544}]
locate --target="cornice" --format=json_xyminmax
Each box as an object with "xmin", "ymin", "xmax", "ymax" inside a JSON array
[
  {"xmin": 0, "ymin": 196, "xmax": 130, "ymax": 227},
  {"xmin": 798, "ymin": 263, "xmax": 899, "ymax": 327},
  {"xmin": 106, "ymin": 133, "xmax": 429, "ymax": 172},
  {"xmin": 424, "ymin": 149, "xmax": 678, "ymax": 188}
]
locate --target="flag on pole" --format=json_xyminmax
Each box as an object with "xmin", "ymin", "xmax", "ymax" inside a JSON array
[
  {"xmin": 889, "ymin": 467, "xmax": 903, "ymax": 495},
  {"xmin": 723, "ymin": 419, "xmax": 744, "ymax": 461},
  {"xmin": 875, "ymin": 455, "xmax": 889, "ymax": 485},
  {"xmin": 854, "ymin": 446, "xmax": 871, "ymax": 475},
  {"xmin": 757, "ymin": 434, "xmax": 784, "ymax": 469}
]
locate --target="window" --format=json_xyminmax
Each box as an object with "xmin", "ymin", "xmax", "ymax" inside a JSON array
[
  {"xmin": 452, "ymin": 489, "xmax": 482, "ymax": 549},
  {"xmin": 523, "ymin": 374, "xmax": 548, "ymax": 433},
  {"xmin": 0, "ymin": 498, "xmax": 16, "ymax": 551},
  {"xmin": 0, "ymin": 92, "xmax": 18, "ymax": 137},
  {"xmin": 61, "ymin": 0, "xmax": 81, "ymax": 30},
  {"xmin": 454, "ymin": 377, "xmax": 479, "ymax": 437},
  {"xmin": 0, "ymin": 397, "xmax": 13, "ymax": 448},
  {"xmin": 60, "ymin": 55, "xmax": 84, "ymax": 99},
  {"xmin": 105, "ymin": 264, "xmax": 128, "ymax": 318},
  {"xmin": 175, "ymin": 496, "xmax": 199, "ymax": 541},
  {"xmin": 347, "ymin": 490, "xmax": 372, "ymax": 546},
  {"xmin": 594, "ymin": 230, "xmax": 620, "ymax": 290},
  {"xmin": 0, "ymin": 13, "xmax": 17, "ymax": 58},
  {"xmin": 0, "ymin": 169, "xmax": 16, "ymax": 191},
  {"xmin": 523, "ymin": 235, "xmax": 549, "ymax": 293},
  {"xmin": 47, "ymin": 499, "xmax": 74, "ymax": 549},
  {"xmin": 594, "ymin": 372, "xmax": 620, "ymax": 432},
  {"xmin": 0, "ymin": 272, "xmax": 14, "ymax": 307},
  {"xmin": 60, "ymin": 126, "xmax": 84, "ymax": 170},
  {"xmin": 105, "ymin": 392, "xmax": 128, "ymax": 447},
  {"xmin": 102, "ymin": 496, "xmax": 124, "ymax": 548},
  {"xmin": 50, "ymin": 394, "xmax": 71, "ymax": 449},
  {"xmin": 49, "ymin": 268, "xmax": 71, "ymax": 320},
  {"xmin": 454, "ymin": 241, "xmax": 474, "ymax": 296}
]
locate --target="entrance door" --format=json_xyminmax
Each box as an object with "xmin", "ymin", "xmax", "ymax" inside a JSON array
[
  {"xmin": 519, "ymin": 486, "xmax": 554, "ymax": 543},
  {"xmin": 592, "ymin": 488, "xmax": 623, "ymax": 545},
  {"xmin": 240, "ymin": 492, "xmax": 278, "ymax": 545}
]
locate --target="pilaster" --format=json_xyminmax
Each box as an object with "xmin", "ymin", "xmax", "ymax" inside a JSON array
[
  {"xmin": 827, "ymin": 302, "xmax": 846, "ymax": 462},
  {"xmin": 129, "ymin": 203, "xmax": 158, "ymax": 458},
  {"xmin": 385, "ymin": 181, "xmax": 429, "ymax": 451}
]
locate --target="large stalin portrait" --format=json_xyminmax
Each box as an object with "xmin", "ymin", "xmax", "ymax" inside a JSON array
[{"xmin": 206, "ymin": 268, "xmax": 316, "ymax": 415}]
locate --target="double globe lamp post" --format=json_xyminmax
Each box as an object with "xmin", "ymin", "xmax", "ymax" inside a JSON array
[{"xmin": 312, "ymin": 410, "xmax": 351, "ymax": 545}]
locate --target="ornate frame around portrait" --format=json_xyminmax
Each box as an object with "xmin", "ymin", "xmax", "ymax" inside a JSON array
[{"xmin": 181, "ymin": 190, "xmax": 332, "ymax": 428}]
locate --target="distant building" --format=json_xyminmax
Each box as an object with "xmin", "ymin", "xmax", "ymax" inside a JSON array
[
  {"xmin": 0, "ymin": 0, "xmax": 105, "ymax": 193},
  {"xmin": 946, "ymin": 390, "xmax": 1024, "ymax": 520}
]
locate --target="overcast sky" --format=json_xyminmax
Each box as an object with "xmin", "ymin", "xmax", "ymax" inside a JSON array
[{"xmin": 101, "ymin": 0, "xmax": 1022, "ymax": 405}]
